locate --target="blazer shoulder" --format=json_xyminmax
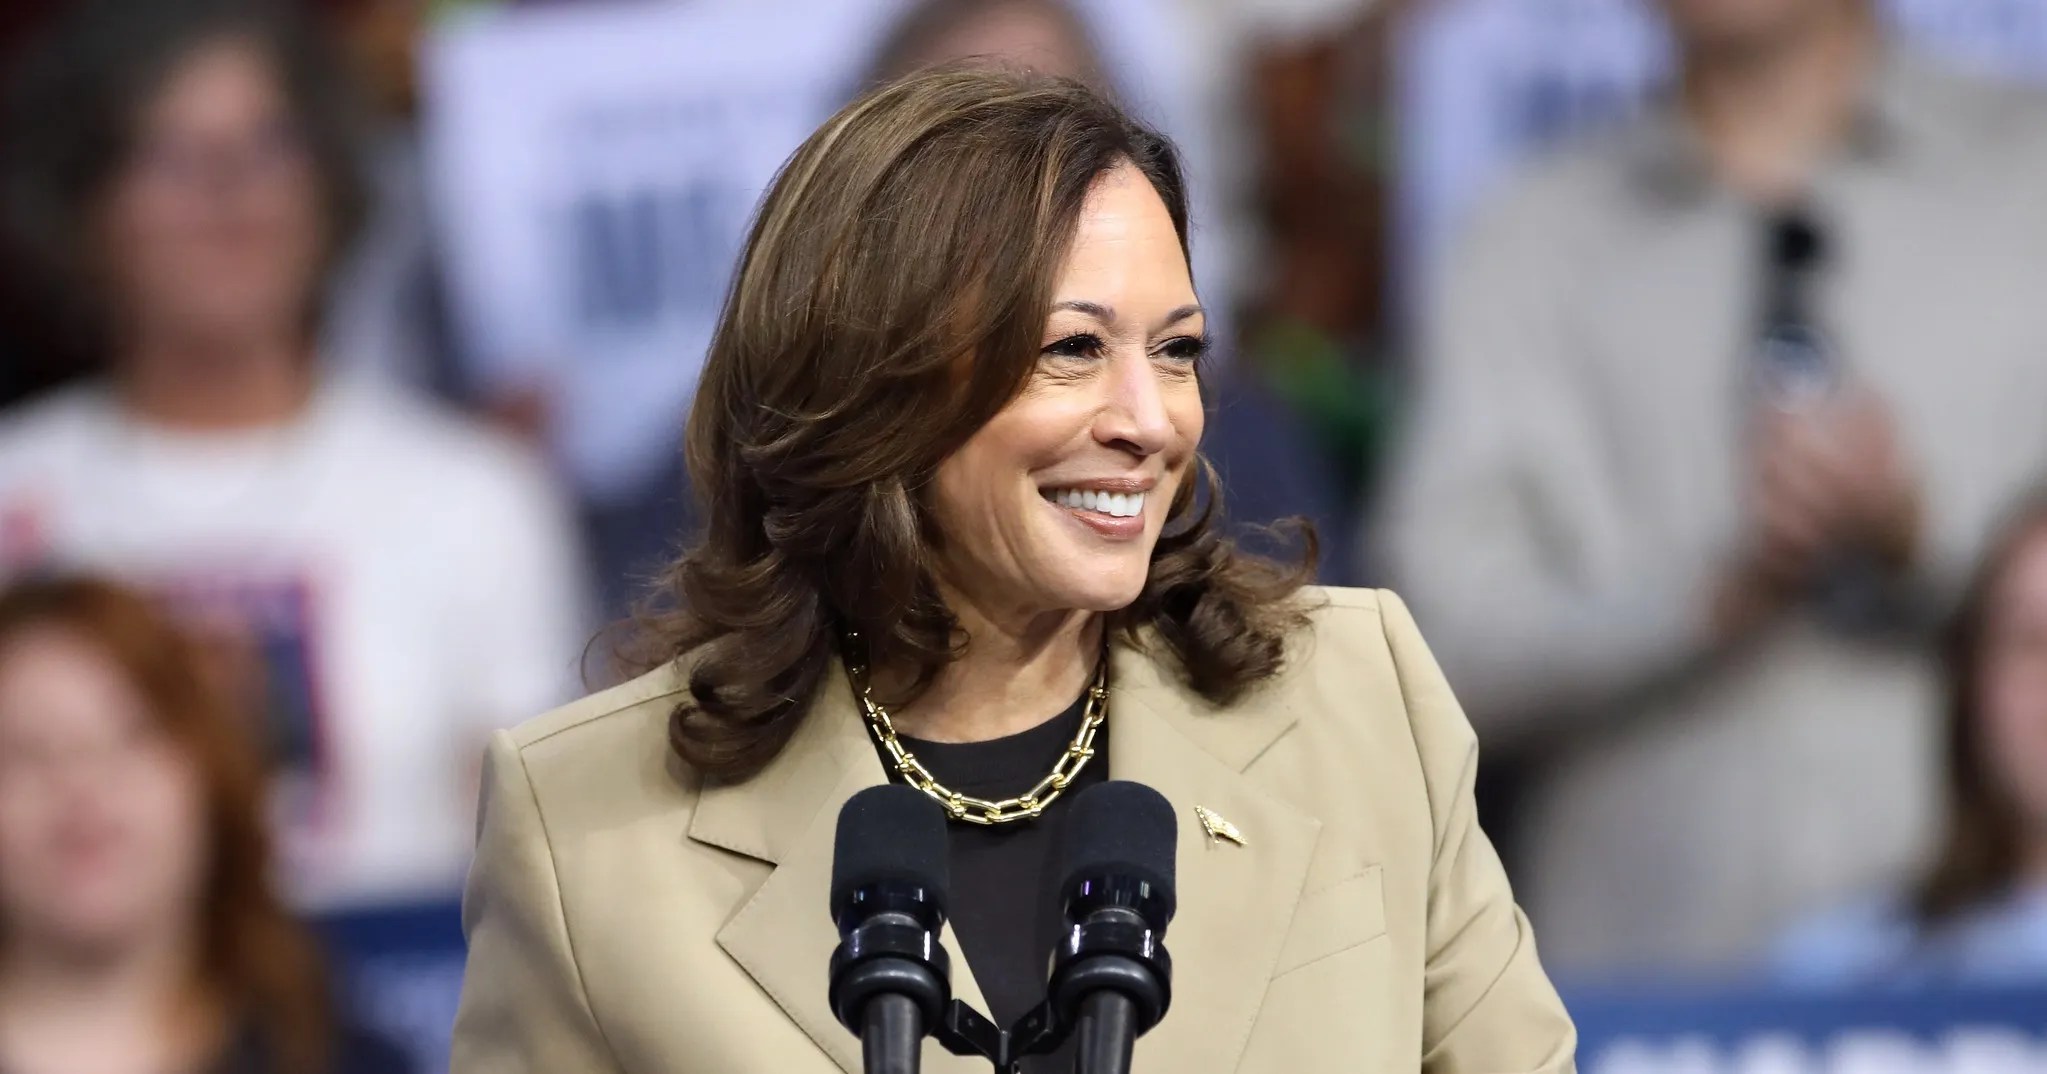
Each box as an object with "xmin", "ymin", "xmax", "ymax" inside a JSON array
[
  {"xmin": 487, "ymin": 662, "xmax": 701, "ymax": 853},
  {"xmin": 1264, "ymin": 586, "xmax": 1435, "ymax": 746},
  {"xmin": 508, "ymin": 662, "xmax": 688, "ymax": 752},
  {"xmin": 1298, "ymin": 583, "xmax": 1387, "ymax": 616},
  {"xmin": 1290, "ymin": 585, "xmax": 1398, "ymax": 658}
]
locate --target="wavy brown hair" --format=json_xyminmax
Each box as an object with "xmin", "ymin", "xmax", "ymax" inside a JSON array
[
  {"xmin": 638, "ymin": 67, "xmax": 1313, "ymax": 780},
  {"xmin": 0, "ymin": 576, "xmax": 335, "ymax": 1073},
  {"xmin": 1911, "ymin": 493, "xmax": 2047, "ymax": 925}
]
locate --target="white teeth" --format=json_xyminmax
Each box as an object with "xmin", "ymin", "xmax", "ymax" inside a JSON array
[{"xmin": 1043, "ymin": 487, "xmax": 1145, "ymax": 518}]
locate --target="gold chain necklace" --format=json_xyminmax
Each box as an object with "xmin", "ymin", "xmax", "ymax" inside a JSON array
[{"xmin": 845, "ymin": 633, "xmax": 1108, "ymax": 826}]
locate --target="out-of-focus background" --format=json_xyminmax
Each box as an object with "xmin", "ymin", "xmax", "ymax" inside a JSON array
[{"xmin": 2, "ymin": 0, "xmax": 2047, "ymax": 1071}]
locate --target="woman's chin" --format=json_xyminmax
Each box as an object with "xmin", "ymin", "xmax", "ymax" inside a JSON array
[
  {"xmin": 1039, "ymin": 567, "xmax": 1150, "ymax": 614},
  {"xmin": 22, "ymin": 902, "xmax": 160, "ymax": 956}
]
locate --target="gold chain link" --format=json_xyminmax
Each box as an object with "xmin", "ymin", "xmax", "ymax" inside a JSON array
[{"xmin": 846, "ymin": 634, "xmax": 1107, "ymax": 825}]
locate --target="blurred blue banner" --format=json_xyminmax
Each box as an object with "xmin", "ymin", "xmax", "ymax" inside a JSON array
[
  {"xmin": 322, "ymin": 902, "xmax": 466, "ymax": 1074},
  {"xmin": 1572, "ymin": 984, "xmax": 2047, "ymax": 1074}
]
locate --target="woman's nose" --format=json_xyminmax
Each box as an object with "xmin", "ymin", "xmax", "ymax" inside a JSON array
[{"xmin": 1094, "ymin": 350, "xmax": 1174, "ymax": 456}]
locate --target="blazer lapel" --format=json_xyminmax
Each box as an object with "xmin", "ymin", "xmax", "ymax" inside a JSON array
[
  {"xmin": 692, "ymin": 661, "xmax": 993, "ymax": 1074},
  {"xmin": 1107, "ymin": 639, "xmax": 1319, "ymax": 1074}
]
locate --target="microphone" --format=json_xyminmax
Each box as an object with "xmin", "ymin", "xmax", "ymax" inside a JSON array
[
  {"xmin": 1756, "ymin": 208, "xmax": 1837, "ymax": 407},
  {"xmin": 1050, "ymin": 782, "xmax": 1176, "ymax": 1074},
  {"xmin": 828, "ymin": 785, "xmax": 953, "ymax": 1074},
  {"xmin": 1754, "ymin": 207, "xmax": 1899, "ymax": 635}
]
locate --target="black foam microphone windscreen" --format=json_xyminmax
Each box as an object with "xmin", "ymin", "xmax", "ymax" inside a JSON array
[
  {"xmin": 1057, "ymin": 781, "xmax": 1178, "ymax": 924},
  {"xmin": 830, "ymin": 784, "xmax": 951, "ymax": 924}
]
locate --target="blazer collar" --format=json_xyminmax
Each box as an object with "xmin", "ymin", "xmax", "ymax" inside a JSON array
[{"xmin": 691, "ymin": 636, "xmax": 1316, "ymax": 1074}]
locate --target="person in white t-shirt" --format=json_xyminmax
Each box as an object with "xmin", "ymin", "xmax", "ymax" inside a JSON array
[{"xmin": 0, "ymin": 0, "xmax": 591, "ymax": 909}]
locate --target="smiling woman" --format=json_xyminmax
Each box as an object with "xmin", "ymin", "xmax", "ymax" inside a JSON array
[{"xmin": 453, "ymin": 66, "xmax": 1576, "ymax": 1074}]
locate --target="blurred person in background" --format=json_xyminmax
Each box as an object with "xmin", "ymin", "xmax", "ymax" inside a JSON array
[
  {"xmin": 0, "ymin": 576, "xmax": 409, "ymax": 1074},
  {"xmin": 1775, "ymin": 494, "xmax": 2047, "ymax": 986},
  {"xmin": 866, "ymin": 0, "xmax": 1109, "ymax": 87},
  {"xmin": 866, "ymin": 0, "xmax": 1352, "ymax": 571},
  {"xmin": 0, "ymin": 0, "xmax": 591, "ymax": 909},
  {"xmin": 1379, "ymin": 0, "xmax": 2047, "ymax": 974}
]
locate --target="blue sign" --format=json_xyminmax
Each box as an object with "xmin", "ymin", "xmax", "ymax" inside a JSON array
[{"xmin": 1570, "ymin": 984, "xmax": 2047, "ymax": 1074}]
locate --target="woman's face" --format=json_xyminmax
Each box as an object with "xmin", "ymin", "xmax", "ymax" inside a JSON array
[
  {"xmin": 1979, "ymin": 529, "xmax": 2047, "ymax": 829},
  {"xmin": 97, "ymin": 37, "xmax": 324, "ymax": 349},
  {"xmin": 0, "ymin": 628, "xmax": 208, "ymax": 959},
  {"xmin": 930, "ymin": 162, "xmax": 1205, "ymax": 622}
]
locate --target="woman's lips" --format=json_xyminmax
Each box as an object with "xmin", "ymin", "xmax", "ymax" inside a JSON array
[{"xmin": 1040, "ymin": 485, "xmax": 1146, "ymax": 539}]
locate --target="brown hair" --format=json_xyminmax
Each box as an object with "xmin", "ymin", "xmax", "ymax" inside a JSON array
[
  {"xmin": 0, "ymin": 0, "xmax": 368, "ymax": 369},
  {"xmin": 0, "ymin": 576, "xmax": 335, "ymax": 1073},
  {"xmin": 1911, "ymin": 492, "xmax": 2047, "ymax": 925},
  {"xmin": 637, "ymin": 67, "xmax": 1313, "ymax": 780}
]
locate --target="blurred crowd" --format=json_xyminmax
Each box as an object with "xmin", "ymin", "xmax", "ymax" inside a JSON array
[{"xmin": 3, "ymin": 0, "xmax": 2047, "ymax": 1067}]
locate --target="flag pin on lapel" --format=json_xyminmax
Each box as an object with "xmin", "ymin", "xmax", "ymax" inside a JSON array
[{"xmin": 1195, "ymin": 805, "xmax": 1246, "ymax": 847}]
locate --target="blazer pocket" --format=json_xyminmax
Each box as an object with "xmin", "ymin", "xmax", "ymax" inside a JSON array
[{"xmin": 1271, "ymin": 865, "xmax": 1387, "ymax": 979}]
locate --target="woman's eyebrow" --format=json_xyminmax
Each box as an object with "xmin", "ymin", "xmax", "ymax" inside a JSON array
[
  {"xmin": 1052, "ymin": 299, "xmax": 1115, "ymax": 322},
  {"xmin": 1049, "ymin": 301, "xmax": 1205, "ymax": 332}
]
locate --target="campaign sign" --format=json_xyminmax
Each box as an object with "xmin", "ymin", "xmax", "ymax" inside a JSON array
[{"xmin": 1572, "ymin": 984, "xmax": 2047, "ymax": 1074}]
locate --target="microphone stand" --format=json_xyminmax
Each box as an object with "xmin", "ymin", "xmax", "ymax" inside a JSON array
[{"xmin": 932, "ymin": 998, "xmax": 1067, "ymax": 1074}]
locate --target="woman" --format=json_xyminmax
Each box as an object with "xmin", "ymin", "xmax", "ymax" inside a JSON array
[
  {"xmin": 454, "ymin": 68, "xmax": 1574, "ymax": 1073},
  {"xmin": 0, "ymin": 0, "xmax": 589, "ymax": 908},
  {"xmin": 0, "ymin": 576, "xmax": 410, "ymax": 1074},
  {"xmin": 1775, "ymin": 495, "xmax": 2047, "ymax": 986}
]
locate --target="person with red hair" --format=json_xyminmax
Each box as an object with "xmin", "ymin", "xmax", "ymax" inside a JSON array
[{"xmin": 0, "ymin": 577, "xmax": 408, "ymax": 1074}]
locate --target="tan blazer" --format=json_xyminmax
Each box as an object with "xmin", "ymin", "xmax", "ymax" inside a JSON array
[{"xmin": 451, "ymin": 587, "xmax": 1577, "ymax": 1073}]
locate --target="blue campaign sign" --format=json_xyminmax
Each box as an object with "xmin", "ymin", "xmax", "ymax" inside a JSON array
[{"xmin": 1569, "ymin": 984, "xmax": 2047, "ymax": 1074}]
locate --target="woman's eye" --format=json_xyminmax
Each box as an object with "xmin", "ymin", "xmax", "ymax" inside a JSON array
[
  {"xmin": 1041, "ymin": 333, "xmax": 1104, "ymax": 359},
  {"xmin": 1157, "ymin": 335, "xmax": 1210, "ymax": 362}
]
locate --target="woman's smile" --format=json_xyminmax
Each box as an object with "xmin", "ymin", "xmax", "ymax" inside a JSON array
[{"xmin": 1038, "ymin": 477, "xmax": 1155, "ymax": 539}]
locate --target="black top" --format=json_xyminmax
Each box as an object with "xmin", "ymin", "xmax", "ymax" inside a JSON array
[{"xmin": 879, "ymin": 689, "xmax": 1107, "ymax": 1074}]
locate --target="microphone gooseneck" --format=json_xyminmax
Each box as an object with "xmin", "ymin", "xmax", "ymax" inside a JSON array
[
  {"xmin": 1073, "ymin": 989, "xmax": 1143, "ymax": 1074},
  {"xmin": 828, "ymin": 785, "xmax": 954, "ymax": 1074},
  {"xmin": 861, "ymin": 995, "xmax": 923, "ymax": 1074},
  {"xmin": 1049, "ymin": 781, "xmax": 1178, "ymax": 1074}
]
